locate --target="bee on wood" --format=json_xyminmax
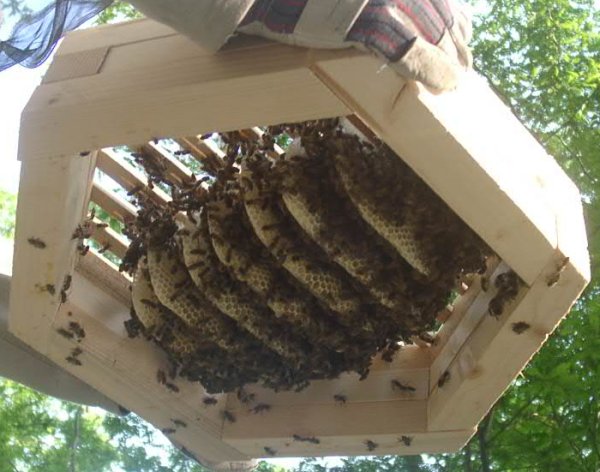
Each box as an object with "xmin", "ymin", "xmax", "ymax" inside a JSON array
[
  {"xmin": 62, "ymin": 275, "xmax": 72, "ymax": 292},
  {"xmin": 65, "ymin": 356, "xmax": 82, "ymax": 366},
  {"xmin": 161, "ymin": 428, "xmax": 176, "ymax": 435},
  {"xmin": 27, "ymin": 237, "xmax": 46, "ymax": 249},
  {"xmin": 68, "ymin": 321, "xmax": 85, "ymax": 340},
  {"xmin": 77, "ymin": 243, "xmax": 90, "ymax": 256},
  {"xmin": 546, "ymin": 256, "xmax": 569, "ymax": 287},
  {"xmin": 165, "ymin": 382, "xmax": 180, "ymax": 393},
  {"xmin": 512, "ymin": 321, "xmax": 531, "ymax": 334},
  {"xmin": 391, "ymin": 380, "xmax": 416, "ymax": 393},
  {"xmin": 203, "ymin": 396, "xmax": 218, "ymax": 406},
  {"xmin": 264, "ymin": 447, "xmax": 276, "ymax": 457},
  {"xmin": 236, "ymin": 388, "xmax": 255, "ymax": 404},
  {"xmin": 124, "ymin": 318, "xmax": 141, "ymax": 338},
  {"xmin": 156, "ymin": 369, "xmax": 167, "ymax": 385},
  {"xmin": 381, "ymin": 346, "xmax": 398, "ymax": 363},
  {"xmin": 292, "ymin": 434, "xmax": 320, "ymax": 444},
  {"xmin": 79, "ymin": 151, "xmax": 90, "ymax": 157},
  {"xmin": 333, "ymin": 394, "xmax": 347, "ymax": 405},
  {"xmin": 56, "ymin": 328, "xmax": 74, "ymax": 340},
  {"xmin": 399, "ymin": 435, "xmax": 413, "ymax": 446},
  {"xmin": 438, "ymin": 371, "xmax": 451, "ymax": 388},
  {"xmin": 171, "ymin": 419, "xmax": 187, "ymax": 428},
  {"xmin": 250, "ymin": 403, "xmax": 271, "ymax": 414},
  {"xmin": 71, "ymin": 347, "xmax": 83, "ymax": 357},
  {"xmin": 37, "ymin": 283, "xmax": 56, "ymax": 295},
  {"xmin": 364, "ymin": 440, "xmax": 378, "ymax": 452},
  {"xmin": 221, "ymin": 410, "xmax": 236, "ymax": 423}
]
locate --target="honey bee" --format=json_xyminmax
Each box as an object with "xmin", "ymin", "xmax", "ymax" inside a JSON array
[
  {"xmin": 27, "ymin": 237, "xmax": 46, "ymax": 249},
  {"xmin": 399, "ymin": 435, "xmax": 413, "ymax": 446},
  {"xmin": 391, "ymin": 379, "xmax": 416, "ymax": 392},
  {"xmin": 293, "ymin": 434, "xmax": 320, "ymax": 444},
  {"xmin": 546, "ymin": 256, "xmax": 569, "ymax": 287},
  {"xmin": 165, "ymin": 382, "xmax": 180, "ymax": 393},
  {"xmin": 263, "ymin": 447, "xmax": 276, "ymax": 456},
  {"xmin": 236, "ymin": 388, "xmax": 255, "ymax": 404},
  {"xmin": 222, "ymin": 410, "xmax": 236, "ymax": 423},
  {"xmin": 68, "ymin": 321, "xmax": 85, "ymax": 340},
  {"xmin": 250, "ymin": 403, "xmax": 271, "ymax": 414},
  {"xmin": 364, "ymin": 440, "xmax": 378, "ymax": 452},
  {"xmin": 156, "ymin": 369, "xmax": 167, "ymax": 385},
  {"xmin": 438, "ymin": 371, "xmax": 451, "ymax": 388},
  {"xmin": 511, "ymin": 321, "xmax": 531, "ymax": 334},
  {"xmin": 202, "ymin": 396, "xmax": 218, "ymax": 406},
  {"xmin": 71, "ymin": 347, "xmax": 83, "ymax": 357},
  {"xmin": 161, "ymin": 427, "xmax": 176, "ymax": 435},
  {"xmin": 171, "ymin": 419, "xmax": 187, "ymax": 428},
  {"xmin": 65, "ymin": 356, "xmax": 82, "ymax": 366},
  {"xmin": 80, "ymin": 151, "xmax": 90, "ymax": 157},
  {"xmin": 333, "ymin": 394, "xmax": 347, "ymax": 405},
  {"xmin": 56, "ymin": 328, "xmax": 74, "ymax": 340},
  {"xmin": 38, "ymin": 283, "xmax": 56, "ymax": 295}
]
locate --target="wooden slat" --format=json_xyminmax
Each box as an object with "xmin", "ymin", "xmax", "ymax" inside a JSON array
[
  {"xmin": 175, "ymin": 136, "xmax": 226, "ymax": 163},
  {"xmin": 429, "ymin": 263, "xmax": 509, "ymax": 393},
  {"xmin": 225, "ymin": 345, "xmax": 430, "ymax": 410},
  {"xmin": 429, "ymin": 258, "xmax": 501, "ymax": 385},
  {"xmin": 428, "ymin": 254, "xmax": 588, "ymax": 431},
  {"xmin": 76, "ymin": 251, "xmax": 130, "ymax": 307},
  {"xmin": 53, "ymin": 19, "xmax": 177, "ymax": 56},
  {"xmin": 20, "ymin": 34, "xmax": 353, "ymax": 161},
  {"xmin": 90, "ymin": 181, "xmax": 137, "ymax": 222},
  {"xmin": 311, "ymin": 58, "xmax": 557, "ymax": 286},
  {"xmin": 223, "ymin": 399, "xmax": 427, "ymax": 446},
  {"xmin": 9, "ymin": 153, "xmax": 96, "ymax": 353},
  {"xmin": 141, "ymin": 141, "xmax": 194, "ymax": 186},
  {"xmin": 228, "ymin": 429, "xmax": 474, "ymax": 458},
  {"xmin": 89, "ymin": 220, "xmax": 129, "ymax": 260},
  {"xmin": 97, "ymin": 149, "xmax": 170, "ymax": 204}
]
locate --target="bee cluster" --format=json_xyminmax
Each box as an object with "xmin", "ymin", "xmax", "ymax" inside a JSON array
[{"xmin": 120, "ymin": 118, "xmax": 492, "ymax": 393}]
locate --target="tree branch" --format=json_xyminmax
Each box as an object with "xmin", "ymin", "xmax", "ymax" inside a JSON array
[{"xmin": 68, "ymin": 407, "xmax": 83, "ymax": 472}]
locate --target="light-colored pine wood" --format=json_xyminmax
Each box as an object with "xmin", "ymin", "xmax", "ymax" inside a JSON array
[
  {"xmin": 228, "ymin": 429, "xmax": 474, "ymax": 458},
  {"xmin": 97, "ymin": 149, "xmax": 171, "ymax": 204},
  {"xmin": 89, "ymin": 219, "xmax": 129, "ymax": 260},
  {"xmin": 428, "ymin": 255, "xmax": 588, "ymax": 431},
  {"xmin": 9, "ymin": 153, "xmax": 96, "ymax": 353},
  {"xmin": 141, "ymin": 142, "xmax": 194, "ymax": 186},
  {"xmin": 90, "ymin": 181, "xmax": 137, "ymax": 221},
  {"xmin": 48, "ymin": 271, "xmax": 247, "ymax": 464},
  {"xmin": 21, "ymin": 34, "xmax": 353, "ymax": 161}
]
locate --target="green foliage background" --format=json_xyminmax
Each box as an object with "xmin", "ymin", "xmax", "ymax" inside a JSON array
[{"xmin": 0, "ymin": 0, "xmax": 599, "ymax": 470}]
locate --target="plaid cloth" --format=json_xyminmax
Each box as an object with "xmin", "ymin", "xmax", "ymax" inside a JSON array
[
  {"xmin": 129, "ymin": 0, "xmax": 472, "ymax": 91},
  {"xmin": 236, "ymin": 0, "xmax": 473, "ymax": 90}
]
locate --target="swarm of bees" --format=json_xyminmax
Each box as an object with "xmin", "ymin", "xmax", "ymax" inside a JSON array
[{"xmin": 117, "ymin": 118, "xmax": 494, "ymax": 394}]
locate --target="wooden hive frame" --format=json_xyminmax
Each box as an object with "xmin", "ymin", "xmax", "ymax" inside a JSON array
[{"xmin": 9, "ymin": 18, "xmax": 589, "ymax": 468}]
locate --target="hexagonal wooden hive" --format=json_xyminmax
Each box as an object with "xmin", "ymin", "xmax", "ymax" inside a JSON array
[{"xmin": 10, "ymin": 19, "xmax": 590, "ymax": 470}]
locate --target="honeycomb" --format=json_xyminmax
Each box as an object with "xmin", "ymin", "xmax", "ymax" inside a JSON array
[{"xmin": 120, "ymin": 119, "xmax": 492, "ymax": 393}]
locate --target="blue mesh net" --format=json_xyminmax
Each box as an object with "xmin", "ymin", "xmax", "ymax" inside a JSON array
[{"xmin": 0, "ymin": 0, "xmax": 113, "ymax": 71}]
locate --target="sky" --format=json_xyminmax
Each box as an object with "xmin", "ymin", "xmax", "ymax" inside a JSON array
[{"xmin": 0, "ymin": 61, "xmax": 47, "ymax": 194}]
